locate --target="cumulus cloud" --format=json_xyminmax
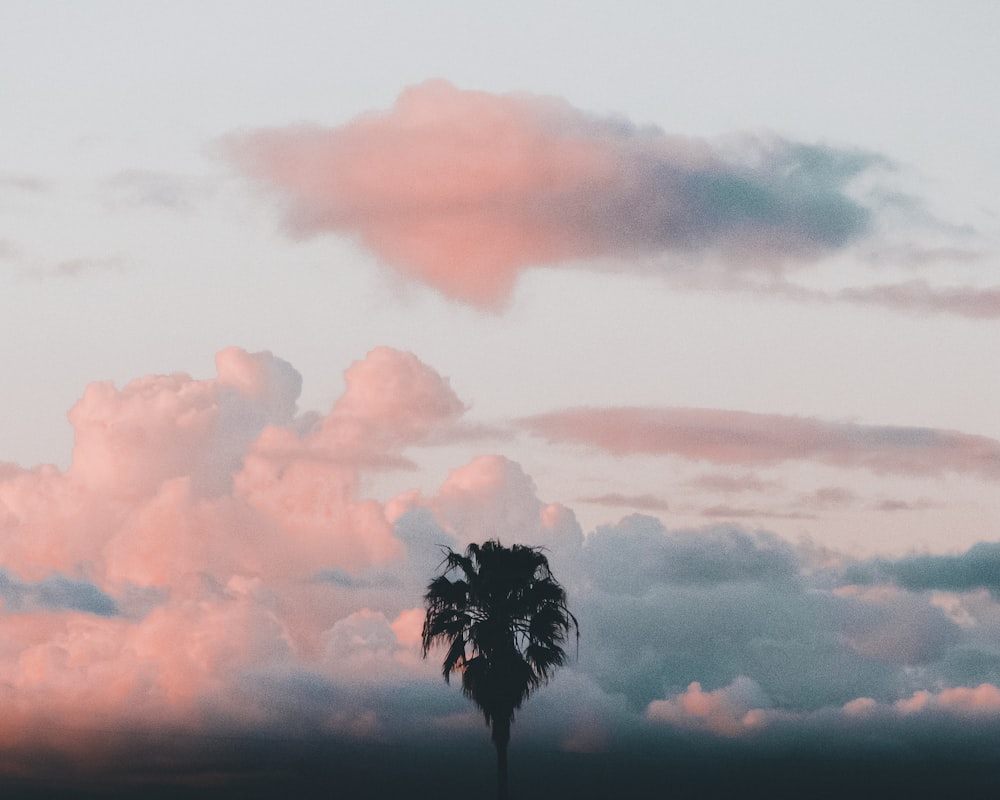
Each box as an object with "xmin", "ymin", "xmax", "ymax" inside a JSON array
[
  {"xmin": 646, "ymin": 676, "xmax": 772, "ymax": 736},
  {"xmin": 67, "ymin": 346, "xmax": 302, "ymax": 498},
  {"xmin": 520, "ymin": 406, "xmax": 1000, "ymax": 479},
  {"xmin": 0, "ymin": 346, "xmax": 471, "ymax": 756},
  {"xmin": 895, "ymin": 683, "xmax": 1000, "ymax": 716},
  {"xmin": 317, "ymin": 346, "xmax": 466, "ymax": 455},
  {"xmin": 224, "ymin": 80, "xmax": 888, "ymax": 308}
]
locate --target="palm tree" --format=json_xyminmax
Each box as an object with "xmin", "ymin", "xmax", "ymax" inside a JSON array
[{"xmin": 422, "ymin": 540, "xmax": 578, "ymax": 800}]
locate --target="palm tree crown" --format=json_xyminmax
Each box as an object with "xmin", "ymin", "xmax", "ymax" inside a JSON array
[{"xmin": 421, "ymin": 540, "xmax": 578, "ymax": 798}]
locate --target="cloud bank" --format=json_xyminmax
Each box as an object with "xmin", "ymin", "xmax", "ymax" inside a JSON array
[
  {"xmin": 3, "ymin": 348, "xmax": 1000, "ymax": 793},
  {"xmin": 224, "ymin": 80, "xmax": 886, "ymax": 308}
]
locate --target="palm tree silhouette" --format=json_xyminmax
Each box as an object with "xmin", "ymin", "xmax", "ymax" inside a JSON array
[{"xmin": 422, "ymin": 540, "xmax": 578, "ymax": 799}]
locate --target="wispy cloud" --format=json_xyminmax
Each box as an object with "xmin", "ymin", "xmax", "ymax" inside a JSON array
[
  {"xmin": 700, "ymin": 504, "xmax": 814, "ymax": 520},
  {"xmin": 103, "ymin": 169, "xmax": 215, "ymax": 212},
  {"xmin": 0, "ymin": 239, "xmax": 20, "ymax": 260},
  {"xmin": 836, "ymin": 280, "xmax": 1000, "ymax": 319},
  {"xmin": 18, "ymin": 255, "xmax": 128, "ymax": 280},
  {"xmin": 520, "ymin": 407, "xmax": 1000, "ymax": 479},
  {"xmin": 686, "ymin": 471, "xmax": 779, "ymax": 494},
  {"xmin": 0, "ymin": 171, "xmax": 49, "ymax": 193},
  {"xmin": 577, "ymin": 492, "xmax": 670, "ymax": 512}
]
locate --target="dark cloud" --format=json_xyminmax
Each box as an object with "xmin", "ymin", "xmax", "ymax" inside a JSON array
[
  {"xmin": 581, "ymin": 515, "xmax": 802, "ymax": 594},
  {"xmin": 856, "ymin": 542, "xmax": 1000, "ymax": 597},
  {"xmin": 574, "ymin": 519, "xmax": 878, "ymax": 708}
]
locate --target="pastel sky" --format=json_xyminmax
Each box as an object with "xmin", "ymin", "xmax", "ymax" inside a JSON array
[{"xmin": 2, "ymin": 1, "xmax": 1000, "ymax": 796}]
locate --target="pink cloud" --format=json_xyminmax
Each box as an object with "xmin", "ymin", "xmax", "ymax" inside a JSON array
[
  {"xmin": 520, "ymin": 407, "xmax": 1000, "ymax": 479},
  {"xmin": 67, "ymin": 347, "xmax": 302, "ymax": 499},
  {"xmin": 646, "ymin": 677, "xmax": 771, "ymax": 736},
  {"xmin": 0, "ymin": 345, "xmax": 477, "ymax": 756},
  {"xmin": 317, "ymin": 346, "xmax": 465, "ymax": 454},
  {"xmin": 224, "ymin": 80, "xmax": 882, "ymax": 308},
  {"xmin": 895, "ymin": 684, "xmax": 1000, "ymax": 716},
  {"xmin": 411, "ymin": 454, "xmax": 583, "ymax": 552}
]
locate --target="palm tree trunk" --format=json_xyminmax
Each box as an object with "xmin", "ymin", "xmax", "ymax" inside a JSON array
[
  {"xmin": 497, "ymin": 738, "xmax": 508, "ymax": 800},
  {"xmin": 493, "ymin": 717, "xmax": 511, "ymax": 800}
]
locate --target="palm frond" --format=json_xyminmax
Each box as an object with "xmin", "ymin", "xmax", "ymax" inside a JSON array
[{"xmin": 422, "ymin": 539, "xmax": 579, "ymax": 748}]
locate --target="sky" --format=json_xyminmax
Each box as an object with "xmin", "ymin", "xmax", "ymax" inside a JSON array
[{"xmin": 2, "ymin": 1, "xmax": 1000, "ymax": 796}]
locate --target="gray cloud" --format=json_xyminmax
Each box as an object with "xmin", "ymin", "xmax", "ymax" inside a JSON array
[
  {"xmin": 0, "ymin": 569, "xmax": 119, "ymax": 616},
  {"xmin": 564, "ymin": 525, "xmax": 999, "ymax": 742},
  {"xmin": 854, "ymin": 542, "xmax": 1000, "ymax": 598}
]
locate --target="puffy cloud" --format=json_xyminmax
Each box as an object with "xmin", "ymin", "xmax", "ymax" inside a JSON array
[
  {"xmin": 646, "ymin": 677, "xmax": 772, "ymax": 736},
  {"xmin": 582, "ymin": 514, "xmax": 799, "ymax": 595},
  {"xmin": 395, "ymin": 454, "xmax": 584, "ymax": 555},
  {"xmin": 224, "ymin": 80, "xmax": 886, "ymax": 308},
  {"xmin": 521, "ymin": 406, "xmax": 1000, "ymax": 479},
  {"xmin": 67, "ymin": 346, "xmax": 302, "ymax": 499},
  {"xmin": 316, "ymin": 346, "xmax": 466, "ymax": 456},
  {"xmin": 895, "ymin": 683, "xmax": 1000, "ymax": 716},
  {"xmin": 319, "ymin": 607, "xmax": 429, "ymax": 684},
  {"xmin": 834, "ymin": 585, "xmax": 960, "ymax": 665},
  {"xmin": 0, "ymin": 346, "xmax": 474, "ymax": 757}
]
